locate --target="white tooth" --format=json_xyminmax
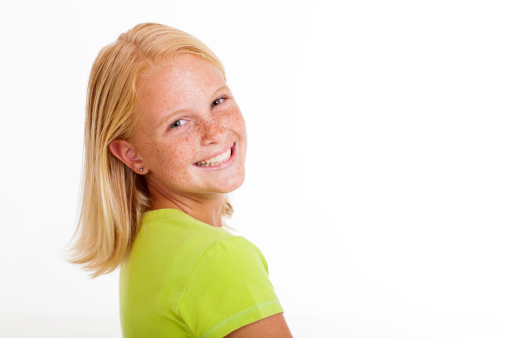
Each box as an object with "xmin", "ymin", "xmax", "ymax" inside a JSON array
[{"xmin": 198, "ymin": 148, "xmax": 232, "ymax": 167}]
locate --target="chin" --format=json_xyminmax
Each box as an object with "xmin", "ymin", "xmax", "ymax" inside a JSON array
[{"xmin": 214, "ymin": 172, "xmax": 245, "ymax": 194}]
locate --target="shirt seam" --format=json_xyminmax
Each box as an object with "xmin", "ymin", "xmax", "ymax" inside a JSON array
[
  {"xmin": 142, "ymin": 214, "xmax": 181, "ymax": 224},
  {"xmin": 142, "ymin": 213, "xmax": 227, "ymax": 232},
  {"xmin": 201, "ymin": 298, "xmax": 281, "ymax": 338}
]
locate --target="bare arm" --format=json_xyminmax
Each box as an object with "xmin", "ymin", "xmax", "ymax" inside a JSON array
[{"xmin": 225, "ymin": 313, "xmax": 293, "ymax": 338}]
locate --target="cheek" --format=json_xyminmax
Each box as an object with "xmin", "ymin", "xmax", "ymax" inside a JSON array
[
  {"xmin": 154, "ymin": 134, "xmax": 196, "ymax": 171},
  {"xmin": 227, "ymin": 109, "xmax": 247, "ymax": 138},
  {"xmin": 238, "ymin": 116, "xmax": 247, "ymax": 147}
]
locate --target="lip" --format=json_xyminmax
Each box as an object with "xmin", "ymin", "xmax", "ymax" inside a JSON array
[
  {"xmin": 196, "ymin": 143, "xmax": 234, "ymax": 162},
  {"xmin": 193, "ymin": 143, "xmax": 236, "ymax": 170}
]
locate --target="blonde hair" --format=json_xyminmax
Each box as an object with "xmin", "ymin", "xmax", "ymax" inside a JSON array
[{"xmin": 69, "ymin": 23, "xmax": 233, "ymax": 277}]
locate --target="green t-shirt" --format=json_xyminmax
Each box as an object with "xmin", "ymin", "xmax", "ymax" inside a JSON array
[{"xmin": 120, "ymin": 208, "xmax": 284, "ymax": 337}]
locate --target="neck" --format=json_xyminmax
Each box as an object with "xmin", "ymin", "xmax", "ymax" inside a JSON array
[{"xmin": 147, "ymin": 184, "xmax": 226, "ymax": 228}]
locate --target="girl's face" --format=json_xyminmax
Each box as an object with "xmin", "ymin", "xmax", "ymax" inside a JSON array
[{"xmin": 131, "ymin": 53, "xmax": 247, "ymax": 198}]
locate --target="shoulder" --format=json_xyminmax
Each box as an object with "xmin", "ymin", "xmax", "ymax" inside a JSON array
[
  {"xmin": 121, "ymin": 209, "xmax": 239, "ymax": 300},
  {"xmin": 191, "ymin": 236, "xmax": 269, "ymax": 275},
  {"xmin": 178, "ymin": 236, "xmax": 283, "ymax": 338},
  {"xmin": 120, "ymin": 209, "xmax": 245, "ymax": 335},
  {"xmin": 131, "ymin": 208, "xmax": 236, "ymax": 259}
]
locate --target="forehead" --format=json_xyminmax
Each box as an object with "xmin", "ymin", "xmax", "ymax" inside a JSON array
[
  {"xmin": 134, "ymin": 54, "xmax": 226, "ymax": 131},
  {"xmin": 137, "ymin": 54, "xmax": 224, "ymax": 108}
]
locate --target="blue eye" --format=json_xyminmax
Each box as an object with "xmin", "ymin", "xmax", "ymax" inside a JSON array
[
  {"xmin": 170, "ymin": 119, "xmax": 188, "ymax": 128},
  {"xmin": 211, "ymin": 97, "xmax": 225, "ymax": 108}
]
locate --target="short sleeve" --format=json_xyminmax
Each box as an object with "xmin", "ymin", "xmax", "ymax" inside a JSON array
[{"xmin": 178, "ymin": 236, "xmax": 284, "ymax": 338}]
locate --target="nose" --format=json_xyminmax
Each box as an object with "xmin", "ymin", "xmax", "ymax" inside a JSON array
[{"xmin": 200, "ymin": 115, "xmax": 227, "ymax": 145}]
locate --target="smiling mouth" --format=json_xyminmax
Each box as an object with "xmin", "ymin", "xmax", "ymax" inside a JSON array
[{"xmin": 194, "ymin": 146, "xmax": 233, "ymax": 167}]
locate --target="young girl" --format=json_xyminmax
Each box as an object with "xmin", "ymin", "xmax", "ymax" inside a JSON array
[{"xmin": 69, "ymin": 23, "xmax": 292, "ymax": 337}]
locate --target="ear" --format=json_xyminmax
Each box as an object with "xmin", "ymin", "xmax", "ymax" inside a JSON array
[{"xmin": 108, "ymin": 138, "xmax": 149, "ymax": 175}]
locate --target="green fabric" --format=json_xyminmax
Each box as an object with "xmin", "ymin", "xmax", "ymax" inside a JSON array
[{"xmin": 120, "ymin": 209, "xmax": 283, "ymax": 338}]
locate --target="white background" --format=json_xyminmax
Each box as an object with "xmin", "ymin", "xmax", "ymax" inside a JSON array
[{"xmin": 1, "ymin": 1, "xmax": 506, "ymax": 337}]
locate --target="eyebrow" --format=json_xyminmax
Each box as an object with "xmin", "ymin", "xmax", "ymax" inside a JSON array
[{"xmin": 156, "ymin": 84, "xmax": 230, "ymax": 130}]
